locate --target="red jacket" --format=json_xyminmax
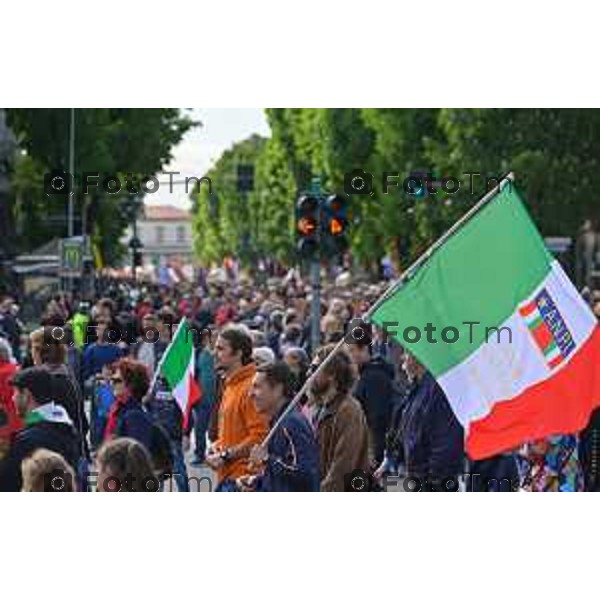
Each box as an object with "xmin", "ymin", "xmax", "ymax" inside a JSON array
[{"xmin": 0, "ymin": 362, "xmax": 22, "ymax": 442}]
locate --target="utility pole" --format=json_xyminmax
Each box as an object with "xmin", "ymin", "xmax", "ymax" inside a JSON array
[
  {"xmin": 62, "ymin": 108, "xmax": 76, "ymax": 297},
  {"xmin": 295, "ymin": 176, "xmax": 349, "ymax": 354},
  {"xmin": 68, "ymin": 108, "xmax": 75, "ymax": 238}
]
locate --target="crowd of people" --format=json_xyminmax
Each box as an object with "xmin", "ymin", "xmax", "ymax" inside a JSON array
[{"xmin": 0, "ymin": 268, "xmax": 599, "ymax": 492}]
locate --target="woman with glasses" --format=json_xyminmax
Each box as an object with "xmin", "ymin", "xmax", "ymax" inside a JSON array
[{"xmin": 104, "ymin": 358, "xmax": 153, "ymax": 454}]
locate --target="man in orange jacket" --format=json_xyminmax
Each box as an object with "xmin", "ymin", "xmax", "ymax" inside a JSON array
[{"xmin": 206, "ymin": 326, "xmax": 268, "ymax": 490}]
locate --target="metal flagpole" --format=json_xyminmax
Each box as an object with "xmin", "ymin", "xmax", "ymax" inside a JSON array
[{"xmin": 260, "ymin": 172, "xmax": 515, "ymax": 448}]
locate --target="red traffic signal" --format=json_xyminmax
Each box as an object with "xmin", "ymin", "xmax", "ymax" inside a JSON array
[
  {"xmin": 328, "ymin": 217, "xmax": 345, "ymax": 236},
  {"xmin": 297, "ymin": 216, "xmax": 317, "ymax": 236},
  {"xmin": 295, "ymin": 195, "xmax": 320, "ymax": 259},
  {"xmin": 324, "ymin": 194, "xmax": 348, "ymax": 241}
]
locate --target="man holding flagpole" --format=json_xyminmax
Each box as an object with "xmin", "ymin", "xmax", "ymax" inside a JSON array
[{"xmin": 261, "ymin": 174, "xmax": 600, "ymax": 492}]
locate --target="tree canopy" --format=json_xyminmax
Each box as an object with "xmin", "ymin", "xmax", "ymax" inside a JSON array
[
  {"xmin": 192, "ymin": 108, "xmax": 600, "ymax": 270},
  {"xmin": 5, "ymin": 108, "xmax": 196, "ymax": 263}
]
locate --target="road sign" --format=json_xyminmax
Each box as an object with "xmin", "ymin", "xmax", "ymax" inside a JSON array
[{"xmin": 60, "ymin": 238, "xmax": 84, "ymax": 276}]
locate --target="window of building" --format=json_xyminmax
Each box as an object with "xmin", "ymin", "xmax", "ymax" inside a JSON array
[
  {"xmin": 177, "ymin": 225, "xmax": 186, "ymax": 243},
  {"xmin": 156, "ymin": 225, "xmax": 165, "ymax": 244}
]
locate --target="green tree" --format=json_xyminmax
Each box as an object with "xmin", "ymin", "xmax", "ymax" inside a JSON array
[
  {"xmin": 6, "ymin": 108, "xmax": 196, "ymax": 263},
  {"xmin": 193, "ymin": 134, "xmax": 267, "ymax": 266},
  {"xmin": 254, "ymin": 137, "xmax": 296, "ymax": 263},
  {"xmin": 434, "ymin": 108, "xmax": 600, "ymax": 236}
]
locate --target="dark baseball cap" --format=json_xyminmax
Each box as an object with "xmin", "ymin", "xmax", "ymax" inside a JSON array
[{"xmin": 11, "ymin": 367, "xmax": 55, "ymax": 405}]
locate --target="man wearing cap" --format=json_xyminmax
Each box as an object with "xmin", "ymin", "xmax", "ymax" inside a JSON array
[{"xmin": 0, "ymin": 367, "xmax": 80, "ymax": 491}]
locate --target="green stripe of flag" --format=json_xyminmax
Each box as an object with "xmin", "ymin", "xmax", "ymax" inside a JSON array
[
  {"xmin": 542, "ymin": 338, "xmax": 558, "ymax": 357},
  {"xmin": 160, "ymin": 320, "xmax": 194, "ymax": 389},
  {"xmin": 527, "ymin": 315, "xmax": 544, "ymax": 331},
  {"xmin": 371, "ymin": 185, "xmax": 553, "ymax": 377}
]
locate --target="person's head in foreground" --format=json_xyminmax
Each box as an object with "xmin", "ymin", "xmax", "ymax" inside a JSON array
[
  {"xmin": 308, "ymin": 344, "xmax": 355, "ymax": 405},
  {"xmin": 96, "ymin": 437, "xmax": 159, "ymax": 492},
  {"xmin": 252, "ymin": 361, "xmax": 294, "ymax": 418},
  {"xmin": 21, "ymin": 449, "xmax": 76, "ymax": 492}
]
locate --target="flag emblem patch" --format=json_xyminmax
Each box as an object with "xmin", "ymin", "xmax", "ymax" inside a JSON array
[{"xmin": 519, "ymin": 288, "xmax": 576, "ymax": 369}]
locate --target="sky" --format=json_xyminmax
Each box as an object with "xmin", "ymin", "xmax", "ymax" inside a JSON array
[{"xmin": 145, "ymin": 108, "xmax": 271, "ymax": 210}]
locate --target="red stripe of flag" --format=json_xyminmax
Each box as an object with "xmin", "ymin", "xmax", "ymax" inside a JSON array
[
  {"xmin": 466, "ymin": 326, "xmax": 600, "ymax": 460},
  {"xmin": 183, "ymin": 374, "xmax": 202, "ymax": 431},
  {"xmin": 519, "ymin": 300, "xmax": 538, "ymax": 318},
  {"xmin": 532, "ymin": 320, "xmax": 553, "ymax": 351}
]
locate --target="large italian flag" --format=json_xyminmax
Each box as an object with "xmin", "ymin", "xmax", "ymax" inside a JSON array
[
  {"xmin": 160, "ymin": 318, "xmax": 201, "ymax": 420},
  {"xmin": 372, "ymin": 184, "xmax": 600, "ymax": 459}
]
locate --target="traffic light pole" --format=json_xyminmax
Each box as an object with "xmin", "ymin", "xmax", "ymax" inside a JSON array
[
  {"xmin": 309, "ymin": 177, "xmax": 321, "ymax": 354},
  {"xmin": 296, "ymin": 176, "xmax": 348, "ymax": 354}
]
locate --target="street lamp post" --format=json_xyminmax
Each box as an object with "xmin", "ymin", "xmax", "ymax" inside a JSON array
[{"xmin": 68, "ymin": 108, "xmax": 75, "ymax": 238}]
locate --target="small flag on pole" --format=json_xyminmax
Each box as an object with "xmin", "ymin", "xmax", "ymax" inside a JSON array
[{"xmin": 159, "ymin": 319, "xmax": 201, "ymax": 420}]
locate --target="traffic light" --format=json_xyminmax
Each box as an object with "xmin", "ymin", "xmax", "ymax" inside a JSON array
[
  {"xmin": 295, "ymin": 194, "xmax": 320, "ymax": 258},
  {"xmin": 323, "ymin": 194, "xmax": 349, "ymax": 254}
]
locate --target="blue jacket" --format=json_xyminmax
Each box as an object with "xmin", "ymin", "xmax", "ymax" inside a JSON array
[
  {"xmin": 256, "ymin": 405, "xmax": 319, "ymax": 492},
  {"xmin": 114, "ymin": 399, "xmax": 153, "ymax": 452},
  {"xmin": 0, "ymin": 421, "xmax": 80, "ymax": 491},
  {"xmin": 353, "ymin": 356, "xmax": 395, "ymax": 464},
  {"xmin": 146, "ymin": 390, "xmax": 184, "ymax": 442},
  {"xmin": 401, "ymin": 373, "xmax": 464, "ymax": 484}
]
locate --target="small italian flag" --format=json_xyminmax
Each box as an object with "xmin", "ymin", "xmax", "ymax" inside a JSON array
[
  {"xmin": 159, "ymin": 319, "xmax": 202, "ymax": 421},
  {"xmin": 372, "ymin": 183, "xmax": 600, "ymax": 459}
]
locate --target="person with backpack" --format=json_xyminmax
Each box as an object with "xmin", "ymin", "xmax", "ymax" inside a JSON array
[
  {"xmin": 141, "ymin": 314, "xmax": 191, "ymax": 491},
  {"xmin": 104, "ymin": 358, "xmax": 154, "ymax": 451},
  {"xmin": 104, "ymin": 357, "xmax": 173, "ymax": 486},
  {"xmin": 145, "ymin": 380, "xmax": 190, "ymax": 492}
]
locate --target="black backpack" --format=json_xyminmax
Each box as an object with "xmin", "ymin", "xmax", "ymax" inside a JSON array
[
  {"xmin": 117, "ymin": 404, "xmax": 174, "ymax": 477},
  {"xmin": 149, "ymin": 419, "xmax": 174, "ymax": 477}
]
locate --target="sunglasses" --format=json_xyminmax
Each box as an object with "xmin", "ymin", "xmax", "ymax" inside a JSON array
[{"xmin": 110, "ymin": 377, "xmax": 123, "ymax": 384}]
